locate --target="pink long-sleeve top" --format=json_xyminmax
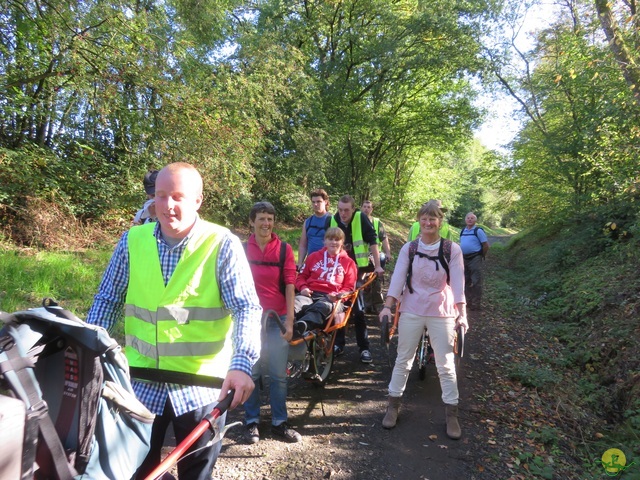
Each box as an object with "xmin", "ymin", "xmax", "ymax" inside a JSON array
[{"xmin": 387, "ymin": 239, "xmax": 466, "ymax": 317}]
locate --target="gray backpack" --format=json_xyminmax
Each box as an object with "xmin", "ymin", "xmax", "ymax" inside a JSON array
[{"xmin": 0, "ymin": 300, "xmax": 154, "ymax": 479}]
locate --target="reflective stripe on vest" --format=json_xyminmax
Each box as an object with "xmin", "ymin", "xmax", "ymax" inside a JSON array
[
  {"xmin": 331, "ymin": 212, "xmax": 368, "ymax": 267},
  {"xmin": 125, "ymin": 221, "xmax": 233, "ymax": 378}
]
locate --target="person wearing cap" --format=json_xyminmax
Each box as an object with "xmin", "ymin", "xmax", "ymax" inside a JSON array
[
  {"xmin": 379, "ymin": 201, "xmax": 468, "ymax": 439},
  {"xmin": 132, "ymin": 170, "xmax": 158, "ymax": 225},
  {"xmin": 407, "ymin": 199, "xmax": 452, "ymax": 241}
]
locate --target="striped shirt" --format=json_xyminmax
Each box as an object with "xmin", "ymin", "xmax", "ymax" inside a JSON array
[{"xmin": 86, "ymin": 218, "xmax": 262, "ymax": 416}]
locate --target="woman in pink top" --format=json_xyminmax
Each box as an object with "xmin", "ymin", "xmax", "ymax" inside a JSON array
[
  {"xmin": 294, "ymin": 227, "xmax": 357, "ymax": 335},
  {"xmin": 378, "ymin": 201, "xmax": 468, "ymax": 439}
]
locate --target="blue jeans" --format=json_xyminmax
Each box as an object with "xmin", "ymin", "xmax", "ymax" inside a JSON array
[{"xmin": 244, "ymin": 315, "xmax": 290, "ymax": 426}]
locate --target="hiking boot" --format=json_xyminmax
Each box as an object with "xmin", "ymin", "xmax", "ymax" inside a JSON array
[
  {"xmin": 360, "ymin": 349, "xmax": 373, "ymax": 363},
  {"xmin": 243, "ymin": 422, "xmax": 259, "ymax": 444},
  {"xmin": 333, "ymin": 345, "xmax": 344, "ymax": 357},
  {"xmin": 271, "ymin": 422, "xmax": 302, "ymax": 443},
  {"xmin": 445, "ymin": 404, "xmax": 461, "ymax": 439},
  {"xmin": 382, "ymin": 396, "xmax": 402, "ymax": 429}
]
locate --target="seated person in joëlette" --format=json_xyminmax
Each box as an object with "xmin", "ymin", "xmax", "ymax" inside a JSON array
[{"xmin": 294, "ymin": 227, "xmax": 358, "ymax": 336}]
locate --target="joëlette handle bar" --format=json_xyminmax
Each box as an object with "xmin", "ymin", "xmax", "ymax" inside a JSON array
[
  {"xmin": 264, "ymin": 309, "xmax": 287, "ymax": 335},
  {"xmin": 143, "ymin": 389, "xmax": 236, "ymax": 480}
]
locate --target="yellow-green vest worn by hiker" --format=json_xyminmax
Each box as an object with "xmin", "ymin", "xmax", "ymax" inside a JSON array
[
  {"xmin": 408, "ymin": 221, "xmax": 452, "ymax": 241},
  {"xmin": 331, "ymin": 212, "xmax": 369, "ymax": 267},
  {"xmin": 125, "ymin": 221, "xmax": 233, "ymax": 379},
  {"xmin": 372, "ymin": 217, "xmax": 382, "ymax": 248}
]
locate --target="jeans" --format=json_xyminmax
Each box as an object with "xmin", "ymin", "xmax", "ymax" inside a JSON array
[
  {"xmin": 388, "ymin": 312, "xmax": 458, "ymax": 405},
  {"xmin": 244, "ymin": 315, "xmax": 290, "ymax": 426},
  {"xmin": 135, "ymin": 397, "xmax": 225, "ymax": 480},
  {"xmin": 295, "ymin": 293, "xmax": 337, "ymax": 328}
]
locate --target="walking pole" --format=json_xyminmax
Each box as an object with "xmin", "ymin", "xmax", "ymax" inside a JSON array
[{"xmin": 143, "ymin": 390, "xmax": 236, "ymax": 480}]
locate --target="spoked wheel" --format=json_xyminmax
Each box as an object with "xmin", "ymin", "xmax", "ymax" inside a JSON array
[
  {"xmin": 418, "ymin": 342, "xmax": 428, "ymax": 381},
  {"xmin": 416, "ymin": 332, "xmax": 431, "ymax": 381},
  {"xmin": 305, "ymin": 330, "xmax": 336, "ymax": 386}
]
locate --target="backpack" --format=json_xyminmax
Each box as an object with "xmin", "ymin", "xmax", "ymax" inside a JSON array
[
  {"xmin": 0, "ymin": 299, "xmax": 154, "ymax": 480},
  {"xmin": 460, "ymin": 225, "xmax": 483, "ymax": 238},
  {"xmin": 244, "ymin": 240, "xmax": 288, "ymax": 295},
  {"xmin": 406, "ymin": 239, "xmax": 452, "ymax": 293}
]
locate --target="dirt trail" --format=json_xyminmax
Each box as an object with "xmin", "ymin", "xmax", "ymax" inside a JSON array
[
  {"xmin": 207, "ymin": 294, "xmax": 490, "ymax": 479},
  {"xmin": 164, "ymin": 234, "xmax": 587, "ymax": 479}
]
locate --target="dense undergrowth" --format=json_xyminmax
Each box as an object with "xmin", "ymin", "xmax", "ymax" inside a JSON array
[{"xmin": 490, "ymin": 218, "xmax": 640, "ymax": 475}]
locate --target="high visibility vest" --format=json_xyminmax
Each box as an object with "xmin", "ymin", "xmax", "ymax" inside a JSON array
[
  {"xmin": 372, "ymin": 217, "xmax": 382, "ymax": 247},
  {"xmin": 408, "ymin": 221, "xmax": 452, "ymax": 241},
  {"xmin": 331, "ymin": 212, "xmax": 369, "ymax": 267},
  {"xmin": 124, "ymin": 222, "xmax": 233, "ymax": 378}
]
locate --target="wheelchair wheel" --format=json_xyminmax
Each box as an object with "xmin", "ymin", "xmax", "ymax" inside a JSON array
[
  {"xmin": 307, "ymin": 330, "xmax": 336, "ymax": 386},
  {"xmin": 417, "ymin": 331, "xmax": 429, "ymax": 381}
]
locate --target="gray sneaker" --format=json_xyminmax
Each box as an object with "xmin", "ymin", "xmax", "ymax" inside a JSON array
[
  {"xmin": 243, "ymin": 422, "xmax": 259, "ymax": 444},
  {"xmin": 360, "ymin": 349, "xmax": 373, "ymax": 363}
]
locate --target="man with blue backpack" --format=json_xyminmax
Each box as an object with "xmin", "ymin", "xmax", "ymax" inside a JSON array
[
  {"xmin": 298, "ymin": 188, "xmax": 332, "ymax": 270},
  {"xmin": 459, "ymin": 212, "xmax": 490, "ymax": 311}
]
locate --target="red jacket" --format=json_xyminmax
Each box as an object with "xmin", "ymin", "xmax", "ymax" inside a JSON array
[
  {"xmin": 246, "ymin": 233, "xmax": 297, "ymax": 315},
  {"xmin": 295, "ymin": 247, "xmax": 357, "ymax": 296}
]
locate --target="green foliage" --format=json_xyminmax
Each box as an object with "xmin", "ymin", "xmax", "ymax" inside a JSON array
[
  {"xmin": 487, "ymin": 1, "xmax": 640, "ymax": 227},
  {"xmin": 489, "ymin": 207, "xmax": 640, "ymax": 467},
  {"xmin": 0, "ymin": 249, "xmax": 112, "ymax": 316},
  {"xmin": 507, "ymin": 362, "xmax": 561, "ymax": 390},
  {"xmin": 239, "ymin": 0, "xmax": 495, "ymax": 212}
]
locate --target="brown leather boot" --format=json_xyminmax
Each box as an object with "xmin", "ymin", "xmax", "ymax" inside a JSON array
[
  {"xmin": 382, "ymin": 396, "xmax": 401, "ymax": 429},
  {"xmin": 445, "ymin": 404, "xmax": 461, "ymax": 439}
]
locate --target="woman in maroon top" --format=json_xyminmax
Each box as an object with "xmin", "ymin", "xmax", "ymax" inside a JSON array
[
  {"xmin": 243, "ymin": 202, "xmax": 302, "ymax": 444},
  {"xmin": 294, "ymin": 227, "xmax": 357, "ymax": 335}
]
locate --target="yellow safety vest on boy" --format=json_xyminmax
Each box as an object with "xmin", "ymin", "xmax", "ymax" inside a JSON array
[
  {"xmin": 331, "ymin": 212, "xmax": 369, "ymax": 267},
  {"xmin": 124, "ymin": 221, "xmax": 233, "ymax": 379}
]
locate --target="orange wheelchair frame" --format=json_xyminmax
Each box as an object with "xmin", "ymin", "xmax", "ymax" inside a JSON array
[{"xmin": 264, "ymin": 272, "xmax": 377, "ymax": 386}]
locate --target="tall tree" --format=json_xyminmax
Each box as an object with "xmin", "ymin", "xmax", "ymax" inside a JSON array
[{"xmin": 236, "ymin": 0, "xmax": 493, "ymax": 209}]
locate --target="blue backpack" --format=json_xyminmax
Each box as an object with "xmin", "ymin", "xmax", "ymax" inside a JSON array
[{"xmin": 0, "ymin": 300, "xmax": 154, "ymax": 480}]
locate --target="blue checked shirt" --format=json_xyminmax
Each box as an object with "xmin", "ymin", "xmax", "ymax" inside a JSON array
[{"xmin": 86, "ymin": 218, "xmax": 262, "ymax": 416}]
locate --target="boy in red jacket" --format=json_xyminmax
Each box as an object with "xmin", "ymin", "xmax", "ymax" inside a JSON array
[{"xmin": 294, "ymin": 227, "xmax": 357, "ymax": 334}]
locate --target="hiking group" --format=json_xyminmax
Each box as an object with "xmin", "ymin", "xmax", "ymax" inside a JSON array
[{"xmin": 1, "ymin": 162, "xmax": 489, "ymax": 480}]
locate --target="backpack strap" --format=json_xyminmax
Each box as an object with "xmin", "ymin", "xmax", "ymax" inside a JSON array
[
  {"xmin": 129, "ymin": 367, "xmax": 224, "ymax": 389},
  {"xmin": 406, "ymin": 239, "xmax": 452, "ymax": 293},
  {"xmin": 278, "ymin": 241, "xmax": 287, "ymax": 295},
  {"xmin": 243, "ymin": 241, "xmax": 288, "ymax": 295},
  {"xmin": 439, "ymin": 239, "xmax": 451, "ymax": 285},
  {"xmin": 0, "ymin": 322, "xmax": 77, "ymax": 480},
  {"xmin": 405, "ymin": 240, "xmax": 420, "ymax": 294}
]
